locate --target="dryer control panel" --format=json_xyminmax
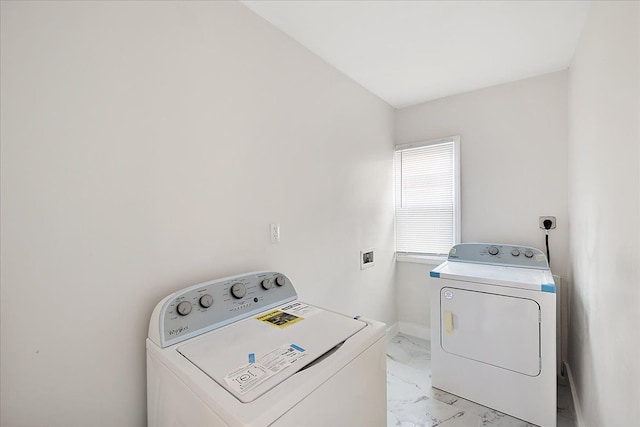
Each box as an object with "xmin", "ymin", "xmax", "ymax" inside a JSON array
[
  {"xmin": 149, "ymin": 271, "xmax": 297, "ymax": 348},
  {"xmin": 447, "ymin": 243, "xmax": 549, "ymax": 269}
]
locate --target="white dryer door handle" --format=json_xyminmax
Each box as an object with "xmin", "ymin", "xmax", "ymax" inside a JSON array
[{"xmin": 443, "ymin": 311, "xmax": 454, "ymax": 334}]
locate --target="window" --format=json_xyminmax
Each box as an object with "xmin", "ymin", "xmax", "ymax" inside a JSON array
[{"xmin": 394, "ymin": 136, "xmax": 460, "ymax": 256}]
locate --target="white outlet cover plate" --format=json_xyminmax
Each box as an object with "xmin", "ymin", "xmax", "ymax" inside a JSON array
[
  {"xmin": 538, "ymin": 216, "xmax": 556, "ymax": 229},
  {"xmin": 270, "ymin": 223, "xmax": 280, "ymax": 243}
]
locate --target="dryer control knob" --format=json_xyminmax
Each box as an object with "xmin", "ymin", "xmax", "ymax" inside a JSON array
[
  {"xmin": 199, "ymin": 294, "xmax": 213, "ymax": 308},
  {"xmin": 176, "ymin": 301, "xmax": 192, "ymax": 316},
  {"xmin": 524, "ymin": 250, "xmax": 534, "ymax": 258},
  {"xmin": 261, "ymin": 279, "xmax": 272, "ymax": 290},
  {"xmin": 488, "ymin": 246, "xmax": 499, "ymax": 255},
  {"xmin": 275, "ymin": 275, "xmax": 286, "ymax": 286},
  {"xmin": 511, "ymin": 249, "xmax": 520, "ymax": 257},
  {"xmin": 230, "ymin": 283, "xmax": 247, "ymax": 299}
]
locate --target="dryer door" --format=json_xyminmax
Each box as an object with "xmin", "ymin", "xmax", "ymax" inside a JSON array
[{"xmin": 440, "ymin": 286, "xmax": 540, "ymax": 376}]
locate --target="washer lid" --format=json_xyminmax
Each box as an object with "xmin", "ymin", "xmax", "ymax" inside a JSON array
[
  {"xmin": 176, "ymin": 302, "xmax": 366, "ymax": 403},
  {"xmin": 431, "ymin": 261, "xmax": 556, "ymax": 293}
]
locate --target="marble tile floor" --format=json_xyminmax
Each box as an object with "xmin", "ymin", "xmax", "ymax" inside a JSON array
[{"xmin": 387, "ymin": 333, "xmax": 576, "ymax": 427}]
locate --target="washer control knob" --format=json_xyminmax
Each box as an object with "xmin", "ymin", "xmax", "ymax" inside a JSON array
[
  {"xmin": 511, "ymin": 249, "xmax": 520, "ymax": 257},
  {"xmin": 488, "ymin": 246, "xmax": 499, "ymax": 256},
  {"xmin": 261, "ymin": 279, "xmax": 272, "ymax": 290},
  {"xmin": 275, "ymin": 275, "xmax": 286, "ymax": 287},
  {"xmin": 176, "ymin": 301, "xmax": 192, "ymax": 316},
  {"xmin": 199, "ymin": 294, "xmax": 213, "ymax": 308},
  {"xmin": 230, "ymin": 283, "xmax": 247, "ymax": 299},
  {"xmin": 524, "ymin": 250, "xmax": 534, "ymax": 258}
]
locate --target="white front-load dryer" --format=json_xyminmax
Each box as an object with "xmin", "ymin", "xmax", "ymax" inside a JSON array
[
  {"xmin": 146, "ymin": 271, "xmax": 387, "ymax": 427},
  {"xmin": 430, "ymin": 243, "xmax": 557, "ymax": 427}
]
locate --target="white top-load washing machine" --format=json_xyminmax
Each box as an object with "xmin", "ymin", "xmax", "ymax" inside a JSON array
[
  {"xmin": 430, "ymin": 243, "xmax": 556, "ymax": 427},
  {"xmin": 146, "ymin": 271, "xmax": 387, "ymax": 427}
]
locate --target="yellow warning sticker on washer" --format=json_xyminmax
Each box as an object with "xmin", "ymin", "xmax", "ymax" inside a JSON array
[{"xmin": 256, "ymin": 310, "xmax": 303, "ymax": 329}]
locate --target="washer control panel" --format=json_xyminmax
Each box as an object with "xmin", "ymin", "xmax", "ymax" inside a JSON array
[
  {"xmin": 155, "ymin": 271, "xmax": 297, "ymax": 347},
  {"xmin": 447, "ymin": 243, "xmax": 548, "ymax": 269}
]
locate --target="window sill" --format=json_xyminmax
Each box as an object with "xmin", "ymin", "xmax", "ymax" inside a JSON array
[{"xmin": 395, "ymin": 253, "xmax": 446, "ymax": 265}]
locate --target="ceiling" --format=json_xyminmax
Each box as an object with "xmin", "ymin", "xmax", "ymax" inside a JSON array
[{"xmin": 242, "ymin": 1, "xmax": 591, "ymax": 108}]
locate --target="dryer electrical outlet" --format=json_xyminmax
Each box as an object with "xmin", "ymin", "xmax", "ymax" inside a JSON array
[{"xmin": 539, "ymin": 216, "xmax": 556, "ymax": 229}]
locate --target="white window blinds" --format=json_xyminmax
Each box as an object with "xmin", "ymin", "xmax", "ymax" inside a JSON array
[{"xmin": 394, "ymin": 136, "xmax": 460, "ymax": 255}]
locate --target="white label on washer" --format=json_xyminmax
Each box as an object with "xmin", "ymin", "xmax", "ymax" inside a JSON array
[
  {"xmin": 224, "ymin": 364, "xmax": 270, "ymax": 394},
  {"xmin": 279, "ymin": 302, "xmax": 319, "ymax": 318},
  {"xmin": 224, "ymin": 344, "xmax": 308, "ymax": 395}
]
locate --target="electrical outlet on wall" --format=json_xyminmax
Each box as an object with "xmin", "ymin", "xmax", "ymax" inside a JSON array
[
  {"xmin": 270, "ymin": 223, "xmax": 280, "ymax": 243},
  {"xmin": 539, "ymin": 216, "xmax": 556, "ymax": 229}
]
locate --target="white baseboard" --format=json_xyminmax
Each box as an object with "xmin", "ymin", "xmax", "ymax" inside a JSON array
[
  {"xmin": 386, "ymin": 322, "xmax": 400, "ymax": 342},
  {"xmin": 564, "ymin": 362, "xmax": 584, "ymax": 427},
  {"xmin": 398, "ymin": 321, "xmax": 430, "ymax": 341}
]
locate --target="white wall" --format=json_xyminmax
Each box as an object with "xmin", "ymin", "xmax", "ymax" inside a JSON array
[
  {"xmin": 0, "ymin": 2, "xmax": 396, "ymax": 426},
  {"xmin": 567, "ymin": 2, "xmax": 640, "ymax": 426},
  {"xmin": 395, "ymin": 259, "xmax": 434, "ymax": 339},
  {"xmin": 395, "ymin": 71, "xmax": 569, "ymax": 333}
]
